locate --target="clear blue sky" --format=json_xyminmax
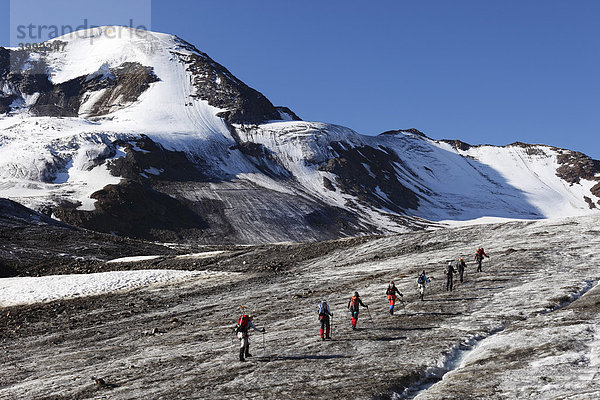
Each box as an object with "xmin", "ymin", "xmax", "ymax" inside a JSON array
[{"xmin": 1, "ymin": 1, "xmax": 599, "ymax": 158}]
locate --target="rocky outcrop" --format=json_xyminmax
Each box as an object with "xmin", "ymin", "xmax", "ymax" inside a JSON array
[
  {"xmin": 319, "ymin": 142, "xmax": 419, "ymax": 212},
  {"xmin": 556, "ymin": 150, "xmax": 600, "ymax": 184},
  {"xmin": 0, "ymin": 197, "xmax": 178, "ymax": 277},
  {"xmin": 1, "ymin": 55, "xmax": 158, "ymax": 117},
  {"xmin": 0, "ymin": 198, "xmax": 68, "ymax": 227},
  {"xmin": 108, "ymin": 136, "xmax": 214, "ymax": 182},
  {"xmin": 78, "ymin": 62, "xmax": 159, "ymax": 117},
  {"xmin": 53, "ymin": 180, "xmax": 208, "ymax": 241},
  {"xmin": 441, "ymin": 139, "xmax": 472, "ymax": 151},
  {"xmin": 379, "ymin": 128, "xmax": 428, "ymax": 138},
  {"xmin": 556, "ymin": 150, "xmax": 600, "ymax": 204},
  {"xmin": 173, "ymin": 39, "xmax": 285, "ymax": 125}
]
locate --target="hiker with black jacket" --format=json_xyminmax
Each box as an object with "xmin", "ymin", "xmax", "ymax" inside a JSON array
[
  {"xmin": 456, "ymin": 257, "xmax": 467, "ymax": 283},
  {"xmin": 317, "ymin": 300, "xmax": 334, "ymax": 340},
  {"xmin": 445, "ymin": 262, "xmax": 456, "ymax": 292}
]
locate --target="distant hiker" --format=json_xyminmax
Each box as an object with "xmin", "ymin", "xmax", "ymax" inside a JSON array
[
  {"xmin": 234, "ymin": 314, "xmax": 265, "ymax": 362},
  {"xmin": 456, "ymin": 258, "xmax": 467, "ymax": 283},
  {"xmin": 347, "ymin": 292, "xmax": 368, "ymax": 330},
  {"xmin": 474, "ymin": 247, "xmax": 489, "ymax": 272},
  {"xmin": 417, "ymin": 271, "xmax": 430, "ymax": 301},
  {"xmin": 445, "ymin": 262, "xmax": 456, "ymax": 292},
  {"xmin": 386, "ymin": 281, "xmax": 403, "ymax": 315},
  {"xmin": 317, "ymin": 300, "xmax": 334, "ymax": 340}
]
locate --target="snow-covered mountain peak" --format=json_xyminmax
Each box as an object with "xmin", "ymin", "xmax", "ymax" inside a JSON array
[
  {"xmin": 1, "ymin": 28, "xmax": 599, "ymax": 243},
  {"xmin": 42, "ymin": 26, "xmax": 206, "ymax": 84}
]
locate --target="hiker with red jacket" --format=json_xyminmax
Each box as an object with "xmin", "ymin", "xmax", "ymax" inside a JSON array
[
  {"xmin": 317, "ymin": 300, "xmax": 334, "ymax": 340},
  {"xmin": 386, "ymin": 281, "xmax": 403, "ymax": 315},
  {"xmin": 347, "ymin": 292, "xmax": 368, "ymax": 330},
  {"xmin": 474, "ymin": 247, "xmax": 489, "ymax": 272},
  {"xmin": 234, "ymin": 314, "xmax": 265, "ymax": 362}
]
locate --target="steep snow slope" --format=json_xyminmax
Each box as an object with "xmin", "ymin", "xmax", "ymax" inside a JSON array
[
  {"xmin": 241, "ymin": 123, "xmax": 600, "ymax": 222},
  {"xmin": 1, "ymin": 27, "xmax": 598, "ymax": 243},
  {"xmin": 375, "ymin": 133, "xmax": 600, "ymax": 221}
]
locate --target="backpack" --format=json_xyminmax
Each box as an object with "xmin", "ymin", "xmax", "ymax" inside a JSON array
[
  {"xmin": 235, "ymin": 315, "xmax": 249, "ymax": 333},
  {"xmin": 349, "ymin": 296, "xmax": 358, "ymax": 309},
  {"xmin": 386, "ymin": 286, "xmax": 392, "ymax": 295},
  {"xmin": 417, "ymin": 275, "xmax": 425, "ymax": 284},
  {"xmin": 318, "ymin": 302, "xmax": 327, "ymax": 315}
]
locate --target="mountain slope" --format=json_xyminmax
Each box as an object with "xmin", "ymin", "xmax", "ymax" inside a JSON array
[
  {"xmin": 1, "ymin": 214, "xmax": 599, "ymax": 399},
  {"xmin": 0, "ymin": 27, "xmax": 598, "ymax": 243},
  {"xmin": 0, "ymin": 198, "xmax": 176, "ymax": 277}
]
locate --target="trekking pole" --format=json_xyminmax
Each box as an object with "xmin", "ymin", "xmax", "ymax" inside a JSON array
[
  {"xmin": 262, "ymin": 330, "xmax": 266, "ymax": 358},
  {"xmin": 366, "ymin": 307, "xmax": 374, "ymax": 327}
]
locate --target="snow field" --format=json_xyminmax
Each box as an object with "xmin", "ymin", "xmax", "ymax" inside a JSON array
[{"xmin": 0, "ymin": 270, "xmax": 241, "ymax": 307}]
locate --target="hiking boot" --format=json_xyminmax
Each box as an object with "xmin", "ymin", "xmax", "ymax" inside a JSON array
[
  {"xmin": 326, "ymin": 336, "xmax": 331, "ymax": 340},
  {"xmin": 239, "ymin": 349, "xmax": 245, "ymax": 362}
]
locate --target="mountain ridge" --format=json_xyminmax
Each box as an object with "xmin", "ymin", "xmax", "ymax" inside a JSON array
[{"xmin": 0, "ymin": 27, "xmax": 598, "ymax": 243}]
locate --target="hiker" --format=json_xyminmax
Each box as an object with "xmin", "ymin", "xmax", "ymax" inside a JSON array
[
  {"xmin": 347, "ymin": 292, "xmax": 368, "ymax": 330},
  {"xmin": 474, "ymin": 247, "xmax": 489, "ymax": 272},
  {"xmin": 386, "ymin": 281, "xmax": 403, "ymax": 315},
  {"xmin": 456, "ymin": 257, "xmax": 467, "ymax": 283},
  {"xmin": 417, "ymin": 271, "xmax": 430, "ymax": 301},
  {"xmin": 317, "ymin": 299, "xmax": 334, "ymax": 340},
  {"xmin": 234, "ymin": 314, "xmax": 265, "ymax": 362},
  {"xmin": 445, "ymin": 262, "xmax": 456, "ymax": 292}
]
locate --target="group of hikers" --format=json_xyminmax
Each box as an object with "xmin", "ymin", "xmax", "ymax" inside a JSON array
[{"xmin": 233, "ymin": 247, "xmax": 489, "ymax": 361}]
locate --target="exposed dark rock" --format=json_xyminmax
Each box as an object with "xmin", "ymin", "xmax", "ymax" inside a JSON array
[
  {"xmin": 0, "ymin": 47, "xmax": 9, "ymax": 76},
  {"xmin": 441, "ymin": 139, "xmax": 472, "ymax": 151},
  {"xmin": 173, "ymin": 40, "xmax": 284, "ymax": 125},
  {"xmin": 323, "ymin": 176, "xmax": 335, "ymax": 191},
  {"xmin": 556, "ymin": 151, "xmax": 600, "ymax": 187},
  {"xmin": 593, "ymin": 183, "xmax": 600, "ymax": 205},
  {"xmin": 318, "ymin": 143, "xmax": 419, "ymax": 212},
  {"xmin": 0, "ymin": 48, "xmax": 158, "ymax": 117},
  {"xmin": 82, "ymin": 62, "xmax": 159, "ymax": 117},
  {"xmin": 0, "ymin": 259, "xmax": 17, "ymax": 278},
  {"xmin": 505, "ymin": 142, "xmax": 550, "ymax": 156},
  {"xmin": 0, "ymin": 198, "xmax": 69, "ymax": 227},
  {"xmin": 0, "ymin": 94, "xmax": 18, "ymax": 114},
  {"xmin": 0, "ymin": 198, "xmax": 177, "ymax": 277},
  {"xmin": 108, "ymin": 136, "xmax": 214, "ymax": 182},
  {"xmin": 53, "ymin": 180, "xmax": 208, "ymax": 241},
  {"xmin": 303, "ymin": 205, "xmax": 367, "ymax": 236},
  {"xmin": 583, "ymin": 196, "xmax": 596, "ymax": 209},
  {"xmin": 229, "ymin": 141, "xmax": 291, "ymax": 179},
  {"xmin": 33, "ymin": 62, "xmax": 159, "ymax": 117},
  {"xmin": 379, "ymin": 128, "xmax": 429, "ymax": 138}
]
